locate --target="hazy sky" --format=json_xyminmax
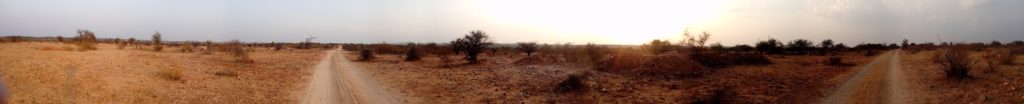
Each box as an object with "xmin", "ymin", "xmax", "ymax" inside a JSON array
[{"xmin": 1, "ymin": 0, "xmax": 1022, "ymax": 45}]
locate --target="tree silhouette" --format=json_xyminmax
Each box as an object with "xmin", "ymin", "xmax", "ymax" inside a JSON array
[
  {"xmin": 450, "ymin": 30, "xmax": 492, "ymax": 64},
  {"xmin": 756, "ymin": 38, "xmax": 782, "ymax": 54},
  {"xmin": 152, "ymin": 32, "xmax": 162, "ymax": 51},
  {"xmin": 517, "ymin": 42, "xmax": 538, "ymax": 56},
  {"xmin": 787, "ymin": 39, "xmax": 813, "ymax": 54}
]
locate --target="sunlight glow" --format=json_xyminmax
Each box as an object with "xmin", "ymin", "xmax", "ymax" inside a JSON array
[{"xmin": 477, "ymin": 0, "xmax": 725, "ymax": 44}]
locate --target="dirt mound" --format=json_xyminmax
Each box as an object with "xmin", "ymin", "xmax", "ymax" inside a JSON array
[
  {"xmin": 595, "ymin": 52, "xmax": 650, "ymax": 72},
  {"xmin": 513, "ymin": 55, "xmax": 552, "ymax": 65},
  {"xmin": 638, "ymin": 53, "xmax": 710, "ymax": 78}
]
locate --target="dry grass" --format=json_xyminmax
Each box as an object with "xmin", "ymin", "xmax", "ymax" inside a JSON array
[
  {"xmin": 343, "ymin": 50, "xmax": 873, "ymax": 103},
  {"xmin": 900, "ymin": 49, "xmax": 1024, "ymax": 103},
  {"xmin": 156, "ymin": 66, "xmax": 183, "ymax": 81},
  {"xmin": 0, "ymin": 42, "xmax": 323, "ymax": 103}
]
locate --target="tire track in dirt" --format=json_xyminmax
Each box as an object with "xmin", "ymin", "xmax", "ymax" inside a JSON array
[
  {"xmin": 823, "ymin": 50, "xmax": 909, "ymax": 104},
  {"xmin": 301, "ymin": 49, "xmax": 405, "ymax": 104}
]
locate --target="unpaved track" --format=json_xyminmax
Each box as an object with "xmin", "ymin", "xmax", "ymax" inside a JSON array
[
  {"xmin": 823, "ymin": 50, "xmax": 909, "ymax": 104},
  {"xmin": 301, "ymin": 49, "xmax": 405, "ymax": 104}
]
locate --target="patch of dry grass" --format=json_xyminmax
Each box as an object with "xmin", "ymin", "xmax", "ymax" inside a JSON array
[
  {"xmin": 901, "ymin": 49, "xmax": 1024, "ymax": 103},
  {"xmin": 0, "ymin": 42, "xmax": 323, "ymax": 103}
]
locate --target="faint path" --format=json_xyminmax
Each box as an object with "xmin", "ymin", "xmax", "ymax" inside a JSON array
[
  {"xmin": 301, "ymin": 49, "xmax": 405, "ymax": 104},
  {"xmin": 823, "ymin": 50, "xmax": 910, "ymax": 104}
]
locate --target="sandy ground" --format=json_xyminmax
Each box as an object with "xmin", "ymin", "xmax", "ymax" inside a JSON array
[
  {"xmin": 822, "ymin": 50, "xmax": 910, "ymax": 104},
  {"xmin": 899, "ymin": 48, "xmax": 1024, "ymax": 103},
  {"xmin": 301, "ymin": 49, "xmax": 408, "ymax": 104},
  {"xmin": 0, "ymin": 42, "xmax": 322, "ymax": 103}
]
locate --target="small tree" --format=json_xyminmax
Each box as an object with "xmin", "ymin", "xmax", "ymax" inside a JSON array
[
  {"xmin": 76, "ymin": 30, "xmax": 98, "ymax": 50},
  {"xmin": 115, "ymin": 38, "xmax": 126, "ymax": 49},
  {"xmin": 450, "ymin": 30, "xmax": 493, "ymax": 64},
  {"xmin": 152, "ymin": 32, "xmax": 163, "ymax": 51},
  {"xmin": 127, "ymin": 38, "xmax": 136, "ymax": 48},
  {"xmin": 787, "ymin": 39, "xmax": 813, "ymax": 54},
  {"xmin": 990, "ymin": 41, "xmax": 1003, "ymax": 47},
  {"xmin": 682, "ymin": 30, "xmax": 711, "ymax": 52},
  {"xmin": 901, "ymin": 38, "xmax": 909, "ymax": 48},
  {"xmin": 227, "ymin": 40, "xmax": 253, "ymax": 63},
  {"xmin": 821, "ymin": 39, "xmax": 835, "ymax": 55},
  {"xmin": 756, "ymin": 38, "xmax": 782, "ymax": 54},
  {"xmin": 516, "ymin": 42, "xmax": 538, "ymax": 56},
  {"xmin": 56, "ymin": 36, "xmax": 64, "ymax": 42},
  {"xmin": 821, "ymin": 39, "xmax": 834, "ymax": 50},
  {"xmin": 405, "ymin": 43, "xmax": 421, "ymax": 61}
]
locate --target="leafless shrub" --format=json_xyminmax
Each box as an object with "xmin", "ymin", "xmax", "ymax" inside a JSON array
[
  {"xmin": 75, "ymin": 30, "xmax": 97, "ymax": 51},
  {"xmin": 180, "ymin": 41, "xmax": 194, "ymax": 53},
  {"xmin": 933, "ymin": 47, "xmax": 975, "ymax": 79},
  {"xmin": 56, "ymin": 36, "xmax": 64, "ymax": 42},
  {"xmin": 227, "ymin": 40, "xmax": 253, "ymax": 63},
  {"xmin": 202, "ymin": 40, "xmax": 213, "ymax": 54},
  {"xmin": 582, "ymin": 43, "xmax": 610, "ymax": 64},
  {"xmin": 1006, "ymin": 47, "xmax": 1023, "ymax": 64},
  {"xmin": 556, "ymin": 74, "xmax": 587, "ymax": 93},
  {"xmin": 157, "ymin": 67, "xmax": 182, "ymax": 81},
  {"xmin": 438, "ymin": 51, "xmax": 454, "ymax": 67},
  {"xmin": 981, "ymin": 49, "xmax": 1009, "ymax": 72}
]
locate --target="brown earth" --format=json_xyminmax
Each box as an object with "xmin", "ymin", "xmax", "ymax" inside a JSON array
[
  {"xmin": 344, "ymin": 51, "xmax": 876, "ymax": 103},
  {"xmin": 0, "ymin": 42, "xmax": 323, "ymax": 103},
  {"xmin": 899, "ymin": 48, "xmax": 1024, "ymax": 103}
]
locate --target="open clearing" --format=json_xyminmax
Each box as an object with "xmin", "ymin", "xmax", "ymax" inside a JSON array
[
  {"xmin": 0, "ymin": 42, "xmax": 322, "ymax": 103},
  {"xmin": 301, "ymin": 49, "xmax": 408, "ymax": 104}
]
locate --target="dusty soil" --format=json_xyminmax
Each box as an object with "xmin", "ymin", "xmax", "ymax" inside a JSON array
[
  {"xmin": 301, "ymin": 49, "xmax": 409, "ymax": 104},
  {"xmin": 822, "ymin": 50, "xmax": 910, "ymax": 104},
  {"xmin": 344, "ymin": 51, "xmax": 876, "ymax": 103},
  {"xmin": 0, "ymin": 42, "xmax": 323, "ymax": 103},
  {"xmin": 899, "ymin": 48, "xmax": 1024, "ymax": 103}
]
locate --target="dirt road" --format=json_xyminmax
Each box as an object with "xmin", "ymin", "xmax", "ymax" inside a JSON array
[
  {"xmin": 301, "ymin": 49, "xmax": 405, "ymax": 104},
  {"xmin": 823, "ymin": 50, "xmax": 910, "ymax": 104}
]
